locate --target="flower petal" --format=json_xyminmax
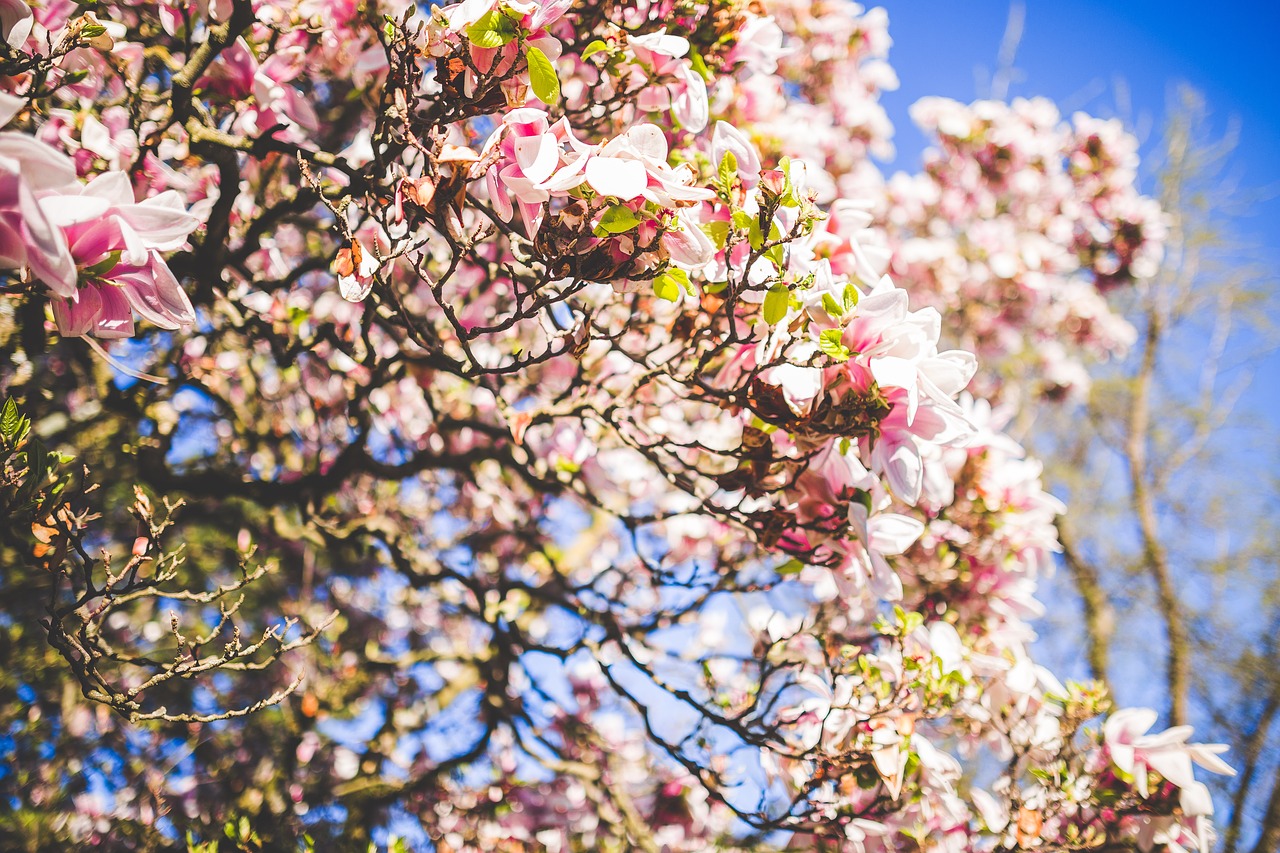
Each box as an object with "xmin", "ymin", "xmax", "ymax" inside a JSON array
[{"xmin": 585, "ymin": 157, "xmax": 648, "ymax": 200}]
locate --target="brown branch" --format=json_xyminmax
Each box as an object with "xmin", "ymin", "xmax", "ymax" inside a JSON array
[
  {"xmin": 1057, "ymin": 523, "xmax": 1114, "ymax": 691},
  {"xmin": 1126, "ymin": 308, "xmax": 1189, "ymax": 726},
  {"xmin": 1249, "ymin": 757, "xmax": 1280, "ymax": 853},
  {"xmin": 1225, "ymin": 689, "xmax": 1280, "ymax": 853}
]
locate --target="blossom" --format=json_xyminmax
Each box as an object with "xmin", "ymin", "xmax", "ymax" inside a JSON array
[
  {"xmin": 39, "ymin": 172, "xmax": 200, "ymax": 337},
  {"xmin": 1104, "ymin": 707, "xmax": 1235, "ymax": 799},
  {"xmin": 0, "ymin": 153, "xmax": 78, "ymax": 296},
  {"xmin": 0, "ymin": 0, "xmax": 32, "ymax": 49},
  {"xmin": 626, "ymin": 29, "xmax": 708, "ymax": 132}
]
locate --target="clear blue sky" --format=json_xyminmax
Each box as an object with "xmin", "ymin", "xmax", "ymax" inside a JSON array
[{"xmin": 880, "ymin": 1, "xmax": 1280, "ymax": 186}]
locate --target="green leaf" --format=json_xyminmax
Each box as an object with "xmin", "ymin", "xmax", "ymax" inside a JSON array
[
  {"xmin": 903, "ymin": 611, "xmax": 924, "ymax": 635},
  {"xmin": 80, "ymin": 24, "xmax": 107, "ymax": 39},
  {"xmin": 466, "ymin": 10, "xmax": 515, "ymax": 49},
  {"xmin": 765, "ymin": 241, "xmax": 785, "ymax": 269},
  {"xmin": 852, "ymin": 488, "xmax": 872, "ymax": 512},
  {"xmin": 717, "ymin": 150, "xmax": 737, "ymax": 194},
  {"xmin": 776, "ymin": 558, "xmax": 804, "ymax": 576},
  {"xmin": 1, "ymin": 398, "xmax": 19, "ymax": 440},
  {"xmin": 596, "ymin": 205, "xmax": 641, "ymax": 234},
  {"xmin": 843, "ymin": 282, "xmax": 860, "ymax": 311},
  {"xmin": 653, "ymin": 273, "xmax": 681, "ymax": 302},
  {"xmin": 653, "ymin": 268, "xmax": 691, "ymax": 302},
  {"xmin": 702, "ymin": 220, "xmax": 730, "ymax": 249},
  {"xmin": 688, "ymin": 49, "xmax": 711, "ymax": 81},
  {"xmin": 749, "ymin": 415, "xmax": 777, "ymax": 434},
  {"xmin": 762, "ymin": 283, "xmax": 789, "ymax": 325},
  {"xmin": 525, "ymin": 45, "xmax": 560, "ymax": 105},
  {"xmin": 817, "ymin": 328, "xmax": 852, "ymax": 362},
  {"xmin": 84, "ymin": 251, "xmax": 122, "ymax": 277},
  {"xmin": 580, "ymin": 39, "xmax": 608, "ymax": 60},
  {"xmin": 821, "ymin": 292, "xmax": 843, "ymax": 319},
  {"xmin": 763, "ymin": 222, "xmax": 785, "ymax": 267},
  {"xmin": 731, "ymin": 210, "xmax": 753, "ymax": 232},
  {"xmin": 666, "ymin": 267, "xmax": 694, "ymax": 295},
  {"xmin": 20, "ymin": 439, "xmax": 46, "ymax": 499}
]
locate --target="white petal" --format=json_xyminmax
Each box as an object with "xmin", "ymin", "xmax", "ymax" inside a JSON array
[
  {"xmin": 970, "ymin": 788, "xmax": 1009, "ymax": 832},
  {"xmin": 1179, "ymin": 781, "xmax": 1214, "ymax": 816},
  {"xmin": 585, "ymin": 157, "xmax": 648, "ymax": 200},
  {"xmin": 867, "ymin": 513, "xmax": 924, "ymax": 555},
  {"xmin": 877, "ymin": 439, "xmax": 923, "ymax": 505},
  {"xmin": 1188, "ymin": 744, "xmax": 1236, "ymax": 777},
  {"xmin": 513, "ymin": 132, "xmax": 560, "ymax": 185},
  {"xmin": 1105, "ymin": 707, "xmax": 1159, "ymax": 746},
  {"xmin": 1145, "ymin": 749, "xmax": 1196, "ymax": 789}
]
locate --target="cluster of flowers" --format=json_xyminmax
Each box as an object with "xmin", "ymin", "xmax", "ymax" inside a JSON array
[
  {"xmin": 0, "ymin": 92, "xmax": 198, "ymax": 338},
  {"xmin": 0, "ymin": 0, "xmax": 1229, "ymax": 850},
  {"xmin": 681, "ymin": 0, "xmax": 1162, "ymax": 404},
  {"xmin": 883, "ymin": 96, "xmax": 1166, "ymax": 401}
]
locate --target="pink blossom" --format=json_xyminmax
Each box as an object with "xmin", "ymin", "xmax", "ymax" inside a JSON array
[
  {"xmin": 39, "ymin": 172, "xmax": 200, "ymax": 337},
  {"xmin": 1104, "ymin": 707, "xmax": 1235, "ymax": 798}
]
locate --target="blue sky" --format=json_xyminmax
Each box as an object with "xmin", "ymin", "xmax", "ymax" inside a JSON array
[{"xmin": 879, "ymin": 1, "xmax": 1280, "ymax": 196}]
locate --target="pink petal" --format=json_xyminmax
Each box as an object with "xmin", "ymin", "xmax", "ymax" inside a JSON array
[
  {"xmin": 0, "ymin": 134, "xmax": 77, "ymax": 190},
  {"xmin": 94, "ymin": 285, "xmax": 135, "ymax": 338},
  {"xmin": 624, "ymin": 124, "xmax": 668, "ymax": 162},
  {"xmin": 7, "ymin": 177, "xmax": 76, "ymax": 296},
  {"xmin": 0, "ymin": 91, "xmax": 24, "ymax": 127},
  {"xmin": 712, "ymin": 121, "xmax": 761, "ymax": 184},
  {"xmin": 0, "ymin": 216, "xmax": 24, "ymax": 267},
  {"xmin": 875, "ymin": 437, "xmax": 923, "ymax": 505},
  {"xmin": 487, "ymin": 165, "xmax": 513, "ymax": 222},
  {"xmin": 117, "ymin": 255, "xmax": 194, "ymax": 330},
  {"xmin": 868, "ymin": 513, "xmax": 924, "ymax": 556},
  {"xmin": 117, "ymin": 195, "xmax": 201, "ymax": 250},
  {"xmin": 661, "ymin": 213, "xmax": 715, "ymax": 267},
  {"xmin": 38, "ymin": 192, "xmax": 111, "ymax": 228},
  {"xmin": 53, "ymin": 285, "xmax": 103, "ymax": 338},
  {"xmin": 671, "ymin": 66, "xmax": 708, "ymax": 133}
]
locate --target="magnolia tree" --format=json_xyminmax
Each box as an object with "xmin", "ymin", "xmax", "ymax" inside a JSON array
[{"xmin": 0, "ymin": 0, "xmax": 1234, "ymax": 850}]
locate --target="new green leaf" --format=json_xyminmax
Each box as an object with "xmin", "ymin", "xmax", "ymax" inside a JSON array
[
  {"xmin": 653, "ymin": 273, "xmax": 681, "ymax": 302},
  {"xmin": 818, "ymin": 328, "xmax": 852, "ymax": 362},
  {"xmin": 597, "ymin": 205, "xmax": 641, "ymax": 234},
  {"xmin": 581, "ymin": 39, "xmax": 608, "ymax": 60},
  {"xmin": 763, "ymin": 283, "xmax": 790, "ymax": 325},
  {"xmin": 525, "ymin": 45, "xmax": 561, "ymax": 105},
  {"xmin": 466, "ymin": 10, "xmax": 515, "ymax": 48}
]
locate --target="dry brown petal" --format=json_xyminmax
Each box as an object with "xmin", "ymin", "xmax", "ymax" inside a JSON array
[
  {"xmin": 1015, "ymin": 806, "xmax": 1043, "ymax": 846},
  {"xmin": 334, "ymin": 241, "xmax": 362, "ymax": 277},
  {"xmin": 402, "ymin": 176, "xmax": 437, "ymax": 209},
  {"xmin": 438, "ymin": 143, "xmax": 479, "ymax": 163},
  {"xmin": 31, "ymin": 521, "xmax": 58, "ymax": 545}
]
